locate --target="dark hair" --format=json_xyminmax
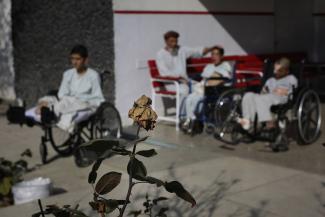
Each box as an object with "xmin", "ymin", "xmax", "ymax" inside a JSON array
[
  {"xmin": 211, "ymin": 46, "xmax": 225, "ymax": 56},
  {"xmin": 164, "ymin": 31, "xmax": 180, "ymax": 40},
  {"xmin": 70, "ymin": 44, "xmax": 88, "ymax": 58}
]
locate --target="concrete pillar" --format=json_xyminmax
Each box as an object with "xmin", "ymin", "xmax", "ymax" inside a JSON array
[{"xmin": 0, "ymin": 0, "xmax": 16, "ymax": 101}]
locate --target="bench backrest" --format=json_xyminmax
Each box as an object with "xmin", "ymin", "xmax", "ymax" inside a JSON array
[
  {"xmin": 148, "ymin": 60, "xmax": 165, "ymax": 88},
  {"xmin": 148, "ymin": 52, "xmax": 307, "ymax": 90}
]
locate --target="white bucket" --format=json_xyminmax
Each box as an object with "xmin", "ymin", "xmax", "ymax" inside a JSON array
[{"xmin": 12, "ymin": 177, "xmax": 52, "ymax": 205}]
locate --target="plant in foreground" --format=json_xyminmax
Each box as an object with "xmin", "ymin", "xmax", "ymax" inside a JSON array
[
  {"xmin": 0, "ymin": 149, "xmax": 32, "ymax": 207},
  {"xmin": 33, "ymin": 95, "xmax": 196, "ymax": 217}
]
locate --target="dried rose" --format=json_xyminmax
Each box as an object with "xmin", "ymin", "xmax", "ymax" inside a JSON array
[{"xmin": 128, "ymin": 95, "xmax": 158, "ymax": 131}]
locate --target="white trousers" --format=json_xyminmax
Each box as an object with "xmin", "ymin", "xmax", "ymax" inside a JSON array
[
  {"xmin": 242, "ymin": 93, "xmax": 286, "ymax": 122},
  {"xmin": 26, "ymin": 96, "xmax": 95, "ymax": 132},
  {"xmin": 185, "ymin": 92, "xmax": 203, "ymax": 119}
]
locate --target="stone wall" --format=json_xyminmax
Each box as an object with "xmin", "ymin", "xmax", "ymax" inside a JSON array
[
  {"xmin": 0, "ymin": 0, "xmax": 16, "ymax": 101},
  {"xmin": 12, "ymin": 0, "xmax": 114, "ymax": 106}
]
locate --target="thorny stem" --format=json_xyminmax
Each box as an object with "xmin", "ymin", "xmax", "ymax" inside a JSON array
[
  {"xmin": 38, "ymin": 199, "xmax": 45, "ymax": 217},
  {"xmin": 119, "ymin": 125, "xmax": 141, "ymax": 217}
]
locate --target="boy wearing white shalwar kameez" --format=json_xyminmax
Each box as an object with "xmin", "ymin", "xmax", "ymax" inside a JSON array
[{"xmin": 26, "ymin": 45, "xmax": 104, "ymax": 132}]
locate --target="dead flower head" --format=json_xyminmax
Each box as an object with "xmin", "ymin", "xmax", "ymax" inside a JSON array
[{"xmin": 128, "ymin": 95, "xmax": 158, "ymax": 131}]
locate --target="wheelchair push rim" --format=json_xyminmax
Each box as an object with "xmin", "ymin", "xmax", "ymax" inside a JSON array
[
  {"xmin": 214, "ymin": 89, "xmax": 244, "ymax": 145},
  {"xmin": 48, "ymin": 127, "xmax": 75, "ymax": 156},
  {"xmin": 297, "ymin": 89, "xmax": 322, "ymax": 144},
  {"xmin": 93, "ymin": 102, "xmax": 122, "ymax": 139}
]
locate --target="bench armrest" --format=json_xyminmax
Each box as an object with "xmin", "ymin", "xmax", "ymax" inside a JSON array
[
  {"xmin": 152, "ymin": 76, "xmax": 182, "ymax": 81},
  {"xmin": 151, "ymin": 78, "xmax": 181, "ymax": 94}
]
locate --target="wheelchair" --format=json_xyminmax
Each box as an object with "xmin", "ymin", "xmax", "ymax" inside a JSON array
[
  {"xmin": 213, "ymin": 60, "xmax": 322, "ymax": 152},
  {"xmin": 179, "ymin": 77, "xmax": 234, "ymax": 135},
  {"xmin": 6, "ymin": 71, "xmax": 122, "ymax": 166},
  {"xmin": 179, "ymin": 61, "xmax": 261, "ymax": 135}
]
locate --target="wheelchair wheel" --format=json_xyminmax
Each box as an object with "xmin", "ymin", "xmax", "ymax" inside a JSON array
[
  {"xmin": 92, "ymin": 102, "xmax": 122, "ymax": 139},
  {"xmin": 214, "ymin": 89, "xmax": 244, "ymax": 144},
  {"xmin": 296, "ymin": 89, "xmax": 322, "ymax": 144},
  {"xmin": 48, "ymin": 127, "xmax": 75, "ymax": 156}
]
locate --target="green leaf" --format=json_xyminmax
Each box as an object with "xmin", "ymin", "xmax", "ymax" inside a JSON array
[
  {"xmin": 88, "ymin": 159, "xmax": 103, "ymax": 184},
  {"xmin": 144, "ymin": 176, "xmax": 164, "ymax": 187},
  {"xmin": 153, "ymin": 197, "xmax": 168, "ymax": 205},
  {"xmin": 136, "ymin": 149, "xmax": 157, "ymax": 157},
  {"xmin": 88, "ymin": 171, "xmax": 97, "ymax": 185},
  {"xmin": 20, "ymin": 149, "xmax": 32, "ymax": 158},
  {"xmin": 95, "ymin": 172, "xmax": 122, "ymax": 195},
  {"xmin": 14, "ymin": 159, "xmax": 28, "ymax": 170},
  {"xmin": 112, "ymin": 147, "xmax": 132, "ymax": 156},
  {"xmin": 156, "ymin": 207, "xmax": 169, "ymax": 217},
  {"xmin": 104, "ymin": 199, "xmax": 128, "ymax": 214},
  {"xmin": 164, "ymin": 181, "xmax": 196, "ymax": 207},
  {"xmin": 127, "ymin": 158, "xmax": 147, "ymax": 181},
  {"xmin": 0, "ymin": 176, "xmax": 12, "ymax": 196},
  {"xmin": 78, "ymin": 139, "xmax": 119, "ymax": 159},
  {"xmin": 128, "ymin": 210, "xmax": 142, "ymax": 217}
]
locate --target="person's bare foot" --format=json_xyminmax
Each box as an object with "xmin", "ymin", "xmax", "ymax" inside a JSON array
[{"xmin": 237, "ymin": 118, "xmax": 250, "ymax": 130}]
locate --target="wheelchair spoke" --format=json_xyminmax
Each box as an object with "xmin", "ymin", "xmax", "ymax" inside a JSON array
[
  {"xmin": 306, "ymin": 103, "xmax": 317, "ymax": 114},
  {"xmin": 309, "ymin": 117, "xmax": 318, "ymax": 127}
]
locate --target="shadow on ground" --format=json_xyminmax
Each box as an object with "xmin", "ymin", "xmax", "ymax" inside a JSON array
[{"xmin": 132, "ymin": 165, "xmax": 271, "ymax": 217}]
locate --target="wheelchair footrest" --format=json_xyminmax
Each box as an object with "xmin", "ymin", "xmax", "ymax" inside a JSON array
[{"xmin": 6, "ymin": 105, "xmax": 26, "ymax": 125}]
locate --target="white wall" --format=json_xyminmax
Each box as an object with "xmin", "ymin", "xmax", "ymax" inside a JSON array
[{"xmin": 113, "ymin": 0, "xmax": 275, "ymax": 124}]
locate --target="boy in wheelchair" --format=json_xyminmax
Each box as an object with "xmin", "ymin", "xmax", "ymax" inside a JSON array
[
  {"xmin": 181, "ymin": 46, "xmax": 232, "ymax": 133},
  {"xmin": 25, "ymin": 45, "xmax": 104, "ymax": 132},
  {"xmin": 238, "ymin": 57, "xmax": 297, "ymax": 131}
]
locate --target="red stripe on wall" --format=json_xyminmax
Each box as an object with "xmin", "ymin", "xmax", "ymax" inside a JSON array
[{"xmin": 114, "ymin": 10, "xmax": 274, "ymax": 16}]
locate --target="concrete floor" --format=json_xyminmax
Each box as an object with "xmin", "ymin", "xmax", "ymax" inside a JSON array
[{"xmin": 0, "ymin": 104, "xmax": 324, "ymax": 217}]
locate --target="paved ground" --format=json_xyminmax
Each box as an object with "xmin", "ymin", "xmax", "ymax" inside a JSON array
[{"xmin": 0, "ymin": 104, "xmax": 324, "ymax": 217}]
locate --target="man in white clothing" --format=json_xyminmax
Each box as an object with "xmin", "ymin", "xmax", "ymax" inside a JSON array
[
  {"xmin": 26, "ymin": 45, "xmax": 105, "ymax": 131},
  {"xmin": 156, "ymin": 30, "xmax": 219, "ymax": 97}
]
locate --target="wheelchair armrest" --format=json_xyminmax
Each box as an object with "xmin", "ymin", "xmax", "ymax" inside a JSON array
[
  {"xmin": 270, "ymin": 102, "xmax": 292, "ymax": 114},
  {"xmin": 204, "ymin": 77, "xmax": 232, "ymax": 86},
  {"xmin": 152, "ymin": 76, "xmax": 182, "ymax": 81}
]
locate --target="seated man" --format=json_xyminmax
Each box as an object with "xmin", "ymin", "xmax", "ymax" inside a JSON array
[
  {"xmin": 156, "ymin": 30, "xmax": 218, "ymax": 98},
  {"xmin": 26, "ymin": 45, "xmax": 104, "ymax": 132},
  {"xmin": 238, "ymin": 57, "xmax": 297, "ymax": 130},
  {"xmin": 182, "ymin": 46, "xmax": 232, "ymax": 132}
]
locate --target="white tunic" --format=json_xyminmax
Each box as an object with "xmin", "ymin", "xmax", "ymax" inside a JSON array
[
  {"xmin": 264, "ymin": 74, "xmax": 298, "ymax": 96},
  {"xmin": 193, "ymin": 62, "xmax": 233, "ymax": 95},
  {"xmin": 58, "ymin": 68, "xmax": 105, "ymax": 107},
  {"xmin": 156, "ymin": 46, "xmax": 204, "ymax": 78}
]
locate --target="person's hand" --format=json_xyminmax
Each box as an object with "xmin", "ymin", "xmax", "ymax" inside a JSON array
[
  {"xmin": 273, "ymin": 87, "xmax": 289, "ymax": 96},
  {"xmin": 179, "ymin": 77, "xmax": 189, "ymax": 84}
]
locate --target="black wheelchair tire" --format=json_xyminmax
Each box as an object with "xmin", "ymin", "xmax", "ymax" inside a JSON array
[
  {"xmin": 93, "ymin": 102, "xmax": 123, "ymax": 139},
  {"xmin": 296, "ymin": 89, "xmax": 322, "ymax": 145},
  {"xmin": 48, "ymin": 127, "xmax": 75, "ymax": 156},
  {"xmin": 214, "ymin": 89, "xmax": 244, "ymax": 145}
]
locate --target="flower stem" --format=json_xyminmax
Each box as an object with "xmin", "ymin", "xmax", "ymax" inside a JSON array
[
  {"xmin": 38, "ymin": 199, "xmax": 45, "ymax": 217},
  {"xmin": 119, "ymin": 125, "xmax": 141, "ymax": 217}
]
